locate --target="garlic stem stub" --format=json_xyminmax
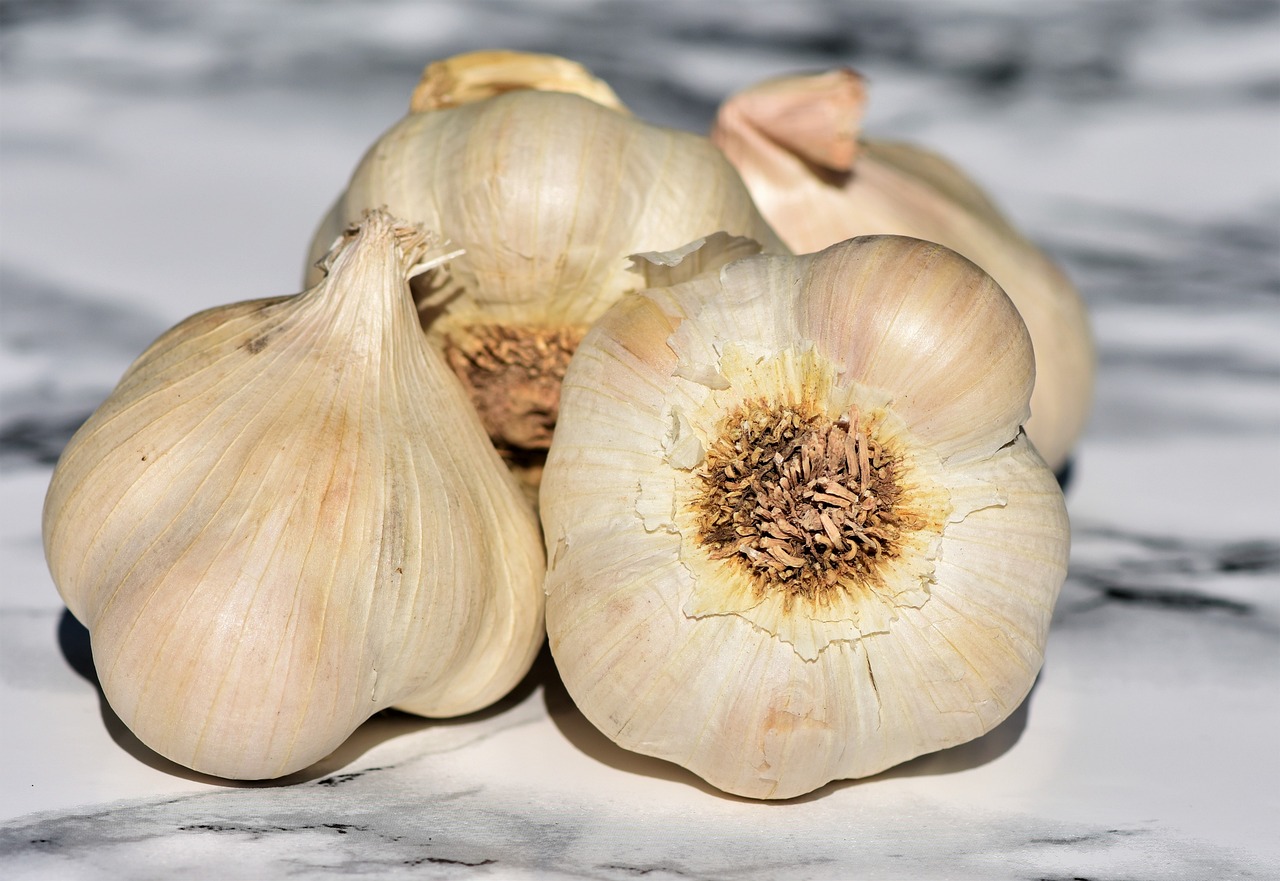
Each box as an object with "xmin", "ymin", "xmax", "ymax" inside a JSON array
[
  {"xmin": 541, "ymin": 234, "xmax": 1070, "ymax": 799},
  {"xmin": 305, "ymin": 52, "xmax": 785, "ymax": 486},
  {"xmin": 711, "ymin": 69, "xmax": 1094, "ymax": 472},
  {"xmin": 43, "ymin": 210, "xmax": 545, "ymax": 780},
  {"xmin": 407, "ymin": 49, "xmax": 629, "ymax": 114}
]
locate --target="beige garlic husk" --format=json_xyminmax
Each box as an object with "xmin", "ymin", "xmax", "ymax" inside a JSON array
[
  {"xmin": 43, "ymin": 210, "xmax": 545, "ymax": 780},
  {"xmin": 541, "ymin": 234, "xmax": 1070, "ymax": 799},
  {"xmin": 711, "ymin": 69, "xmax": 1093, "ymax": 472},
  {"xmin": 304, "ymin": 51, "xmax": 785, "ymax": 486}
]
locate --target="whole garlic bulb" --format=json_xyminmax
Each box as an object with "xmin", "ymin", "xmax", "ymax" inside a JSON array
[
  {"xmin": 43, "ymin": 211, "xmax": 545, "ymax": 780},
  {"xmin": 304, "ymin": 52, "xmax": 784, "ymax": 482},
  {"xmin": 541, "ymin": 234, "xmax": 1069, "ymax": 799},
  {"xmin": 711, "ymin": 69, "xmax": 1093, "ymax": 472}
]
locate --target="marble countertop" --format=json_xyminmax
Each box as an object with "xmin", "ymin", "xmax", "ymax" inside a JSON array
[{"xmin": 2, "ymin": 1, "xmax": 1277, "ymax": 878}]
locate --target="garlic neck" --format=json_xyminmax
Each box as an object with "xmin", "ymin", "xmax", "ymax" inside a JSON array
[
  {"xmin": 711, "ymin": 68, "xmax": 866, "ymax": 188},
  {"xmin": 306, "ymin": 210, "xmax": 458, "ymax": 358}
]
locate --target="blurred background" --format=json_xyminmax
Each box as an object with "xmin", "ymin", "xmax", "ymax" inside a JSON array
[
  {"xmin": 3, "ymin": 0, "xmax": 1277, "ymax": 466},
  {"xmin": 2, "ymin": 1, "xmax": 1278, "ymax": 877}
]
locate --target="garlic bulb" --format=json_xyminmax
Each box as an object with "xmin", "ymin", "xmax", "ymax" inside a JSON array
[
  {"xmin": 305, "ymin": 52, "xmax": 784, "ymax": 483},
  {"xmin": 43, "ymin": 210, "xmax": 545, "ymax": 780},
  {"xmin": 541, "ymin": 234, "xmax": 1069, "ymax": 799},
  {"xmin": 711, "ymin": 69, "xmax": 1093, "ymax": 472}
]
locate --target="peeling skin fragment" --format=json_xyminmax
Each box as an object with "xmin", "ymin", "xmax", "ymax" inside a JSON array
[
  {"xmin": 663, "ymin": 406, "xmax": 705, "ymax": 470},
  {"xmin": 637, "ymin": 473, "xmax": 679, "ymax": 533},
  {"xmin": 673, "ymin": 362, "xmax": 731, "ymax": 390}
]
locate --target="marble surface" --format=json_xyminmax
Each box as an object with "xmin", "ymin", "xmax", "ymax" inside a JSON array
[{"xmin": 2, "ymin": 1, "xmax": 1278, "ymax": 878}]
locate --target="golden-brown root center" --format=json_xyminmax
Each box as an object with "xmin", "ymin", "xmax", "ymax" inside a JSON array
[
  {"xmin": 444, "ymin": 323, "xmax": 585, "ymax": 466},
  {"xmin": 694, "ymin": 402, "xmax": 905, "ymax": 602}
]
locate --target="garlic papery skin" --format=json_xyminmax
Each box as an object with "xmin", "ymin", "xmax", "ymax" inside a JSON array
[
  {"xmin": 304, "ymin": 54, "xmax": 785, "ymax": 483},
  {"xmin": 43, "ymin": 210, "xmax": 545, "ymax": 780},
  {"xmin": 541, "ymin": 234, "xmax": 1069, "ymax": 799},
  {"xmin": 711, "ymin": 70, "xmax": 1093, "ymax": 472},
  {"xmin": 407, "ymin": 49, "xmax": 628, "ymax": 114}
]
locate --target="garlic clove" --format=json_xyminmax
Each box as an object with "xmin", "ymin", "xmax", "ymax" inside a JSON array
[
  {"xmin": 43, "ymin": 210, "xmax": 545, "ymax": 780},
  {"xmin": 797, "ymin": 238, "xmax": 1034, "ymax": 464},
  {"xmin": 541, "ymin": 234, "xmax": 1069, "ymax": 799},
  {"xmin": 711, "ymin": 70, "xmax": 1093, "ymax": 472},
  {"xmin": 304, "ymin": 53, "xmax": 785, "ymax": 486}
]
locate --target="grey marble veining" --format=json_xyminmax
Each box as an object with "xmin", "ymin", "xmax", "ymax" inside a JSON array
[
  {"xmin": 3, "ymin": 1, "xmax": 1279, "ymax": 878},
  {"xmin": 1, "ymin": 644, "xmax": 1272, "ymax": 880}
]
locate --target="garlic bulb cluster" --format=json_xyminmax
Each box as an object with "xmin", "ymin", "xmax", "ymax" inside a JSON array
[
  {"xmin": 43, "ymin": 211, "xmax": 545, "ymax": 780},
  {"xmin": 711, "ymin": 69, "xmax": 1093, "ymax": 471},
  {"xmin": 541, "ymin": 234, "xmax": 1069, "ymax": 799},
  {"xmin": 304, "ymin": 51, "xmax": 784, "ymax": 484},
  {"xmin": 42, "ymin": 49, "xmax": 1081, "ymax": 798}
]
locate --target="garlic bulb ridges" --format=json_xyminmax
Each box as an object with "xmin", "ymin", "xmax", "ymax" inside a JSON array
[
  {"xmin": 541, "ymin": 234, "xmax": 1069, "ymax": 799},
  {"xmin": 43, "ymin": 210, "xmax": 545, "ymax": 780},
  {"xmin": 711, "ymin": 69, "xmax": 1094, "ymax": 471}
]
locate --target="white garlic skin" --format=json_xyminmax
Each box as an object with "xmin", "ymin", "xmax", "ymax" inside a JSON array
[
  {"xmin": 541, "ymin": 234, "xmax": 1069, "ymax": 799},
  {"xmin": 712, "ymin": 70, "xmax": 1093, "ymax": 472},
  {"xmin": 304, "ymin": 88, "xmax": 785, "ymax": 334},
  {"xmin": 43, "ymin": 212, "xmax": 545, "ymax": 780}
]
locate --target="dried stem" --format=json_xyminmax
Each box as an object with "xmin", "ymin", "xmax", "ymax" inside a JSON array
[{"xmin": 694, "ymin": 402, "xmax": 905, "ymax": 602}]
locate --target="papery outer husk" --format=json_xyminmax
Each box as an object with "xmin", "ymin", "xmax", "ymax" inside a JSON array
[
  {"xmin": 43, "ymin": 211, "xmax": 545, "ymax": 780},
  {"xmin": 711, "ymin": 70, "xmax": 1093, "ymax": 471},
  {"xmin": 541, "ymin": 235, "xmax": 1069, "ymax": 799},
  {"xmin": 303, "ymin": 84, "xmax": 786, "ymax": 338},
  {"xmin": 408, "ymin": 49, "xmax": 628, "ymax": 114}
]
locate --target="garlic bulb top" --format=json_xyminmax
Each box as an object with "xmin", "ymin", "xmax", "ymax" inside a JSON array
[
  {"xmin": 44, "ymin": 210, "xmax": 545, "ymax": 780},
  {"xmin": 711, "ymin": 69, "xmax": 1093, "ymax": 471},
  {"xmin": 407, "ymin": 49, "xmax": 628, "ymax": 114},
  {"xmin": 305, "ymin": 53, "xmax": 784, "ymax": 474},
  {"xmin": 541, "ymin": 234, "xmax": 1069, "ymax": 799}
]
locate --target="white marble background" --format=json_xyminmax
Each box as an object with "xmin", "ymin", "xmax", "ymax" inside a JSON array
[{"xmin": 2, "ymin": 1, "xmax": 1278, "ymax": 878}]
